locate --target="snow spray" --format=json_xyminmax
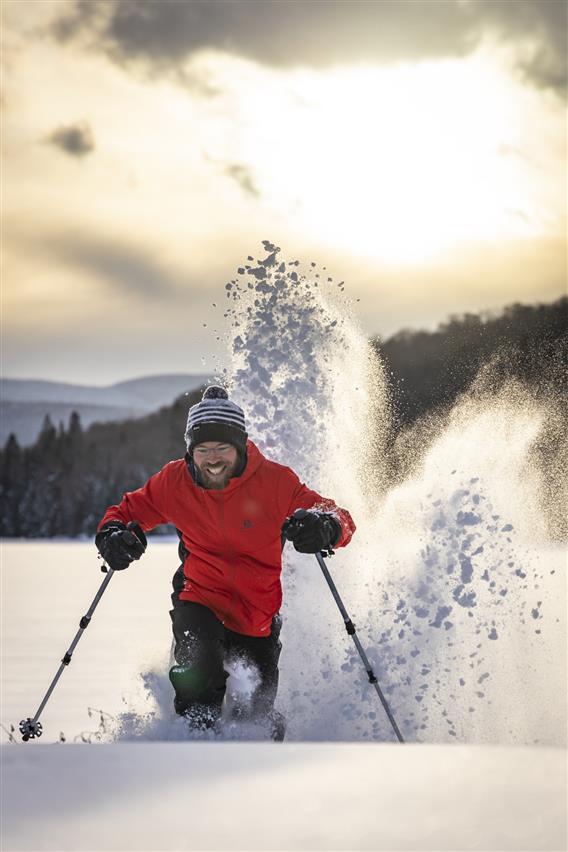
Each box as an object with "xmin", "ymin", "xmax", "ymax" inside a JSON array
[
  {"xmin": 219, "ymin": 241, "xmax": 566, "ymax": 745},
  {"xmin": 119, "ymin": 241, "xmax": 565, "ymax": 745}
]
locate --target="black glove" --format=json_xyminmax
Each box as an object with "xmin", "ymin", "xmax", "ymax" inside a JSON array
[
  {"xmin": 282, "ymin": 508, "xmax": 341, "ymax": 554},
  {"xmin": 95, "ymin": 521, "xmax": 147, "ymax": 570}
]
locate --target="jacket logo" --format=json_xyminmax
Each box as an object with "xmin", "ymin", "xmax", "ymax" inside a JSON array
[{"xmin": 243, "ymin": 519, "xmax": 253, "ymax": 529}]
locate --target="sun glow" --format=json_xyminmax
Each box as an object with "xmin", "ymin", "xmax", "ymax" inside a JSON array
[{"xmin": 212, "ymin": 52, "xmax": 557, "ymax": 265}]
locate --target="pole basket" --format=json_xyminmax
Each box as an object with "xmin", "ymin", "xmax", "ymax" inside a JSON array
[{"xmin": 19, "ymin": 718, "xmax": 43, "ymax": 741}]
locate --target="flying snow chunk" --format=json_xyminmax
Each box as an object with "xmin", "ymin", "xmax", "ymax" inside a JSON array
[{"xmin": 457, "ymin": 511, "xmax": 482, "ymax": 526}]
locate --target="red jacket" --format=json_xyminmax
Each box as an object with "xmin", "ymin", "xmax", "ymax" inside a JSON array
[{"xmin": 98, "ymin": 440, "xmax": 355, "ymax": 636}]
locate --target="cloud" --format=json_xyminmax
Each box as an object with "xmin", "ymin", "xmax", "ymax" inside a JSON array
[
  {"xmin": 463, "ymin": 0, "xmax": 567, "ymax": 95},
  {"xmin": 51, "ymin": 1, "xmax": 473, "ymax": 68},
  {"xmin": 50, "ymin": 0, "xmax": 100, "ymax": 43},
  {"xmin": 45, "ymin": 122, "xmax": 95, "ymax": 157},
  {"xmin": 223, "ymin": 164, "xmax": 259, "ymax": 199},
  {"xmin": 32, "ymin": 231, "xmax": 188, "ymax": 300},
  {"xmin": 51, "ymin": 0, "xmax": 566, "ymax": 95}
]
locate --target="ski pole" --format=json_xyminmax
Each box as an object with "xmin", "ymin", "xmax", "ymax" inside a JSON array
[
  {"xmin": 19, "ymin": 565, "xmax": 115, "ymax": 742},
  {"xmin": 314, "ymin": 550, "xmax": 404, "ymax": 743},
  {"xmin": 282, "ymin": 510, "xmax": 404, "ymax": 742}
]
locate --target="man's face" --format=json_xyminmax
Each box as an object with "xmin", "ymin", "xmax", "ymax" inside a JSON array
[{"xmin": 193, "ymin": 442, "xmax": 239, "ymax": 490}]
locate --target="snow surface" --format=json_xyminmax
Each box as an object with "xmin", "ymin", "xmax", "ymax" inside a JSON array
[{"xmin": 2, "ymin": 742, "xmax": 565, "ymax": 851}]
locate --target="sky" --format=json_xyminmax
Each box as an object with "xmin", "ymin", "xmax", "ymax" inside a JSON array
[{"xmin": 2, "ymin": 0, "xmax": 566, "ymax": 385}]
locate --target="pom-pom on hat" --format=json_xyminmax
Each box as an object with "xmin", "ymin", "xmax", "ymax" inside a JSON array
[{"xmin": 185, "ymin": 386, "xmax": 248, "ymax": 454}]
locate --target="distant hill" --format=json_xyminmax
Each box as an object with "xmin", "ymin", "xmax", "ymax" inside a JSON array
[{"xmin": 0, "ymin": 374, "xmax": 210, "ymax": 446}]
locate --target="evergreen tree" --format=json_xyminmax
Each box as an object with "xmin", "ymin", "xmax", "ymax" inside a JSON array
[{"xmin": 0, "ymin": 433, "xmax": 23, "ymax": 535}]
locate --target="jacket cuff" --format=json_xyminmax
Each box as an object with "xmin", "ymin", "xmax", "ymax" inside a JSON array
[{"xmin": 328, "ymin": 516, "xmax": 342, "ymax": 547}]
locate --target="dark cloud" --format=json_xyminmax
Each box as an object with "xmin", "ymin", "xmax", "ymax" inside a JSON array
[
  {"xmin": 51, "ymin": 0, "xmax": 566, "ymax": 95},
  {"xmin": 52, "ymin": 1, "xmax": 475, "ymax": 65},
  {"xmin": 201, "ymin": 150, "xmax": 260, "ymax": 199},
  {"xmin": 51, "ymin": 1, "xmax": 473, "ymax": 68},
  {"xmin": 465, "ymin": 0, "xmax": 567, "ymax": 95},
  {"xmin": 51, "ymin": 0, "xmax": 101, "ymax": 43},
  {"xmin": 46, "ymin": 233, "xmax": 185, "ymax": 299},
  {"xmin": 223, "ymin": 163, "xmax": 259, "ymax": 199},
  {"xmin": 46, "ymin": 122, "xmax": 95, "ymax": 157}
]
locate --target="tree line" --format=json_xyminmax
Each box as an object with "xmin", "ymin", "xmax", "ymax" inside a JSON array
[
  {"xmin": 0, "ymin": 390, "xmax": 201, "ymax": 537},
  {"xmin": 375, "ymin": 297, "xmax": 567, "ymax": 427},
  {"xmin": 1, "ymin": 297, "xmax": 565, "ymax": 537}
]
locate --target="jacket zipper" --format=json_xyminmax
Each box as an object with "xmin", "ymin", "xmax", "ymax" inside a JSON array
[{"xmin": 219, "ymin": 492, "xmax": 238, "ymax": 624}]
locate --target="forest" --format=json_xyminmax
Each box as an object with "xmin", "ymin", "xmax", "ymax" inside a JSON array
[{"xmin": 1, "ymin": 297, "xmax": 565, "ymax": 537}]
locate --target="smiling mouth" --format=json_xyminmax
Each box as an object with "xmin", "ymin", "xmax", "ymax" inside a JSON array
[{"xmin": 205, "ymin": 464, "xmax": 226, "ymax": 476}]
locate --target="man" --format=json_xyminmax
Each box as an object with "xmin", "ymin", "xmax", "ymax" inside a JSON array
[{"xmin": 96, "ymin": 386, "xmax": 355, "ymax": 737}]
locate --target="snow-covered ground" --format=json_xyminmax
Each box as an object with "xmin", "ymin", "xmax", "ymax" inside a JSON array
[
  {"xmin": 1, "ymin": 541, "xmax": 566, "ymax": 851},
  {"xmin": 3, "ymin": 741, "xmax": 565, "ymax": 851}
]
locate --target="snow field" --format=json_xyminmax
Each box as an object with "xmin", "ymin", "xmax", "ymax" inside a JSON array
[{"xmin": 3, "ymin": 742, "xmax": 565, "ymax": 851}]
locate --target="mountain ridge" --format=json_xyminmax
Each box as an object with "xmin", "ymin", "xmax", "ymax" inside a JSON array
[{"xmin": 1, "ymin": 373, "xmax": 210, "ymax": 446}]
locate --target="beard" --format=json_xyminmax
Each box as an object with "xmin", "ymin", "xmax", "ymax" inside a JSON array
[{"xmin": 196, "ymin": 457, "xmax": 239, "ymax": 490}]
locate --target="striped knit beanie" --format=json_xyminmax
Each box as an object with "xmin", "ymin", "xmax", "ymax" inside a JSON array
[{"xmin": 185, "ymin": 386, "xmax": 248, "ymax": 454}]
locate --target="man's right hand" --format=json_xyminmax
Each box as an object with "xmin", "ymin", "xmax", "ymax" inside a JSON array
[
  {"xmin": 282, "ymin": 508, "xmax": 341, "ymax": 553},
  {"xmin": 95, "ymin": 521, "xmax": 147, "ymax": 571}
]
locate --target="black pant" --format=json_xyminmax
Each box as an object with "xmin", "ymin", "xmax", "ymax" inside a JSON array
[{"xmin": 169, "ymin": 598, "xmax": 282, "ymax": 728}]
